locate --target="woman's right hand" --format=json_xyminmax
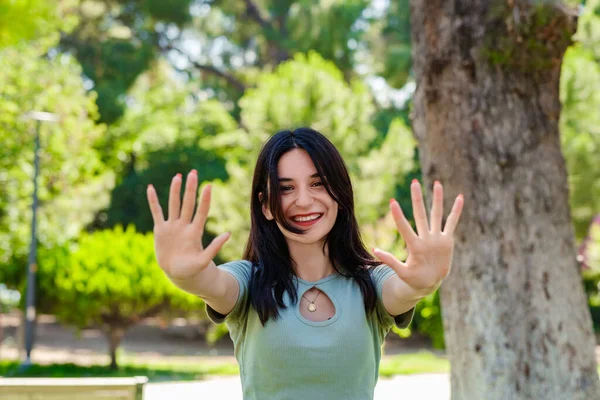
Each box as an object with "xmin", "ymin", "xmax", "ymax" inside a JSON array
[{"xmin": 146, "ymin": 170, "xmax": 230, "ymax": 280}]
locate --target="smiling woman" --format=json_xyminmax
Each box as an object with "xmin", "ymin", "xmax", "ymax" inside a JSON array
[
  {"xmin": 259, "ymin": 147, "xmax": 339, "ymax": 258},
  {"xmin": 146, "ymin": 127, "xmax": 464, "ymax": 400}
]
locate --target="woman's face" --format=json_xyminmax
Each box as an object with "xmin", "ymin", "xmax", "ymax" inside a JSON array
[{"xmin": 262, "ymin": 148, "xmax": 339, "ymax": 246}]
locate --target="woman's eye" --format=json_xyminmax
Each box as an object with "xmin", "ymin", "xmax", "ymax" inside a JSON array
[{"xmin": 280, "ymin": 182, "xmax": 322, "ymax": 192}]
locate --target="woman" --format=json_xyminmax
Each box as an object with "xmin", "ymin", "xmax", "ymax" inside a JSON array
[{"xmin": 146, "ymin": 127, "xmax": 464, "ymax": 399}]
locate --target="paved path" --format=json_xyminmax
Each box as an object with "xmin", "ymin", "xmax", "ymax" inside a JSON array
[{"xmin": 145, "ymin": 374, "xmax": 451, "ymax": 399}]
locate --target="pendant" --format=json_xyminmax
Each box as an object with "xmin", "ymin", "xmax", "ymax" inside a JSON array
[{"xmin": 308, "ymin": 303, "xmax": 317, "ymax": 312}]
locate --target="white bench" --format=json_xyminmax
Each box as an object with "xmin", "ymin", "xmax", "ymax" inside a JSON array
[{"xmin": 0, "ymin": 376, "xmax": 148, "ymax": 400}]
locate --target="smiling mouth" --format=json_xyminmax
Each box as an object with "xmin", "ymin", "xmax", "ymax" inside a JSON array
[{"xmin": 290, "ymin": 213, "xmax": 323, "ymax": 225}]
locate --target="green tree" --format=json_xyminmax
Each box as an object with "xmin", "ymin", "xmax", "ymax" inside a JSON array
[
  {"xmin": 410, "ymin": 0, "xmax": 599, "ymax": 397},
  {"xmin": 581, "ymin": 216, "xmax": 600, "ymax": 330},
  {"xmin": 89, "ymin": 60, "xmax": 232, "ymax": 236},
  {"xmin": 58, "ymin": 0, "xmax": 414, "ymax": 124},
  {"xmin": 38, "ymin": 224, "xmax": 204, "ymax": 369},
  {"xmin": 363, "ymin": 0, "xmax": 412, "ymax": 89},
  {"xmin": 560, "ymin": 0, "xmax": 600, "ymax": 240},
  {"xmin": 0, "ymin": 44, "xmax": 108, "ymax": 288},
  {"xmin": 58, "ymin": 0, "xmax": 194, "ymax": 123},
  {"xmin": 0, "ymin": 0, "xmax": 78, "ymax": 48}
]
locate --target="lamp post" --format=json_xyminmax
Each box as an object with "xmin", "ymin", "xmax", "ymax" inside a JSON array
[{"xmin": 21, "ymin": 111, "xmax": 59, "ymax": 367}]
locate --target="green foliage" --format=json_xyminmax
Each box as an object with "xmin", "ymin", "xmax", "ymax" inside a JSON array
[
  {"xmin": 143, "ymin": 0, "xmax": 193, "ymax": 24},
  {"xmin": 0, "ymin": 0, "xmax": 78, "ymax": 48},
  {"xmin": 560, "ymin": 0, "xmax": 600, "ymax": 240},
  {"xmin": 95, "ymin": 60, "xmax": 235, "ymax": 171},
  {"xmin": 199, "ymin": 0, "xmax": 370, "ymax": 74},
  {"xmin": 58, "ymin": 0, "xmax": 193, "ymax": 123},
  {"xmin": 0, "ymin": 44, "xmax": 108, "ymax": 287},
  {"xmin": 364, "ymin": 0, "xmax": 412, "ymax": 89},
  {"xmin": 392, "ymin": 289, "xmax": 445, "ymax": 349},
  {"xmin": 38, "ymin": 224, "xmax": 203, "ymax": 330},
  {"xmin": 582, "ymin": 218, "xmax": 600, "ymax": 331},
  {"xmin": 102, "ymin": 145, "xmax": 228, "ymax": 235},
  {"xmin": 586, "ymin": 223, "xmax": 600, "ymax": 273},
  {"xmin": 60, "ymin": 0, "xmax": 414, "ymax": 122},
  {"xmin": 78, "ymin": 39, "xmax": 156, "ymax": 123},
  {"xmin": 283, "ymin": 0, "xmax": 370, "ymax": 73},
  {"xmin": 91, "ymin": 61, "xmax": 231, "ymax": 234},
  {"xmin": 577, "ymin": 0, "xmax": 600, "ymax": 61}
]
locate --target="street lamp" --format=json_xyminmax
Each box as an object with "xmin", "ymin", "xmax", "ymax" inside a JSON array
[{"xmin": 20, "ymin": 111, "xmax": 59, "ymax": 367}]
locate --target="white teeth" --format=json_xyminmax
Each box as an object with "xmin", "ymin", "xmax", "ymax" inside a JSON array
[{"xmin": 293, "ymin": 214, "xmax": 321, "ymax": 222}]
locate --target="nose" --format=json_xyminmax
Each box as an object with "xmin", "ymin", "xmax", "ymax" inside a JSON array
[{"xmin": 295, "ymin": 186, "xmax": 314, "ymax": 207}]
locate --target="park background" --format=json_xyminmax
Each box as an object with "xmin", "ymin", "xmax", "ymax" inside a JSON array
[{"xmin": 0, "ymin": 0, "xmax": 600, "ymax": 397}]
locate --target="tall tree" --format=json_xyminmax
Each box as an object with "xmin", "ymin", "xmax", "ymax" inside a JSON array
[
  {"xmin": 0, "ymin": 43, "xmax": 108, "ymax": 288},
  {"xmin": 409, "ymin": 1, "xmax": 599, "ymax": 398},
  {"xmin": 38, "ymin": 224, "xmax": 204, "ymax": 369},
  {"xmin": 58, "ymin": 0, "xmax": 388, "ymax": 123}
]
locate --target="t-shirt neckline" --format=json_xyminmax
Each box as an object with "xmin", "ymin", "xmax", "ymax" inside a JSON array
[{"xmin": 295, "ymin": 271, "xmax": 340, "ymax": 286}]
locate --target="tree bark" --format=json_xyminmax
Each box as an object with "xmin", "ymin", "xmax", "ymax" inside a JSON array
[
  {"xmin": 409, "ymin": 1, "xmax": 599, "ymax": 399},
  {"xmin": 106, "ymin": 326, "xmax": 125, "ymax": 370}
]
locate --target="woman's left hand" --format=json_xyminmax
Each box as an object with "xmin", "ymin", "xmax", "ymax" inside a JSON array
[{"xmin": 373, "ymin": 179, "xmax": 464, "ymax": 297}]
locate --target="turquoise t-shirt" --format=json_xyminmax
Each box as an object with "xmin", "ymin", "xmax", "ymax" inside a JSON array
[{"xmin": 206, "ymin": 260, "xmax": 415, "ymax": 400}]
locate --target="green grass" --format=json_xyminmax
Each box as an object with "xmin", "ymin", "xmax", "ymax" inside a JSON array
[
  {"xmin": 379, "ymin": 351, "xmax": 450, "ymax": 377},
  {"xmin": 0, "ymin": 351, "xmax": 447, "ymax": 382},
  {"xmin": 3, "ymin": 352, "xmax": 597, "ymax": 382},
  {"xmin": 0, "ymin": 360, "xmax": 239, "ymax": 382}
]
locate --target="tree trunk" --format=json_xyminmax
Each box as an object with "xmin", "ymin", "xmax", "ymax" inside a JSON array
[
  {"xmin": 409, "ymin": 1, "xmax": 600, "ymax": 399},
  {"xmin": 106, "ymin": 326, "xmax": 125, "ymax": 370}
]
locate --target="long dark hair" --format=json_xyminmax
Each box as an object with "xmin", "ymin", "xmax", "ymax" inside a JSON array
[{"xmin": 243, "ymin": 127, "xmax": 380, "ymax": 325}]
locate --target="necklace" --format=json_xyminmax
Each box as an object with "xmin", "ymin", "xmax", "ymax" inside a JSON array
[{"xmin": 302, "ymin": 290, "xmax": 322, "ymax": 312}]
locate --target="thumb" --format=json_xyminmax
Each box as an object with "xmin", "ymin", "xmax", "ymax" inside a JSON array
[
  {"xmin": 202, "ymin": 232, "xmax": 231, "ymax": 262},
  {"xmin": 373, "ymin": 247, "xmax": 408, "ymax": 279}
]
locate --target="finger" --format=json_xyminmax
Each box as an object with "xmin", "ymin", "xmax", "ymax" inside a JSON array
[
  {"xmin": 192, "ymin": 183, "xmax": 212, "ymax": 234},
  {"xmin": 168, "ymin": 173, "xmax": 182, "ymax": 221},
  {"xmin": 180, "ymin": 170, "xmax": 198, "ymax": 223},
  {"xmin": 146, "ymin": 184, "xmax": 165, "ymax": 225},
  {"xmin": 443, "ymin": 194, "xmax": 464, "ymax": 235},
  {"xmin": 411, "ymin": 179, "xmax": 429, "ymax": 236},
  {"xmin": 373, "ymin": 247, "xmax": 408, "ymax": 279},
  {"xmin": 430, "ymin": 181, "xmax": 444, "ymax": 233},
  {"xmin": 390, "ymin": 199, "xmax": 418, "ymax": 246},
  {"xmin": 201, "ymin": 232, "xmax": 231, "ymax": 263}
]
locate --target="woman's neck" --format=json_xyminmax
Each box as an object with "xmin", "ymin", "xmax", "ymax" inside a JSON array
[{"xmin": 287, "ymin": 241, "xmax": 335, "ymax": 282}]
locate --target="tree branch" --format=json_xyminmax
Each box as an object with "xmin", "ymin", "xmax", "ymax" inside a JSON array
[
  {"xmin": 243, "ymin": 0, "xmax": 272, "ymax": 31},
  {"xmin": 243, "ymin": 0, "xmax": 290, "ymax": 64},
  {"xmin": 163, "ymin": 43, "xmax": 248, "ymax": 92}
]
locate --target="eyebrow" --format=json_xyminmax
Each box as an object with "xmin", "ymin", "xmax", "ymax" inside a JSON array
[{"xmin": 278, "ymin": 173, "xmax": 320, "ymax": 183}]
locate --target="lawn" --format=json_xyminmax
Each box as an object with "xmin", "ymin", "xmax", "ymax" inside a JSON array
[
  {"xmin": 0, "ymin": 351, "xmax": 448, "ymax": 382},
  {"xmin": 2, "ymin": 353, "xmax": 598, "ymax": 382},
  {"xmin": 0, "ymin": 360, "xmax": 238, "ymax": 382}
]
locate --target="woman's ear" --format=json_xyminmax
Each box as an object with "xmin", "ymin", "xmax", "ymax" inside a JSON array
[{"xmin": 259, "ymin": 192, "xmax": 274, "ymax": 220}]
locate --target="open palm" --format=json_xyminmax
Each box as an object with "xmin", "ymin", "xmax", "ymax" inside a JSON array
[
  {"xmin": 146, "ymin": 170, "xmax": 230, "ymax": 280},
  {"xmin": 374, "ymin": 180, "xmax": 464, "ymax": 293}
]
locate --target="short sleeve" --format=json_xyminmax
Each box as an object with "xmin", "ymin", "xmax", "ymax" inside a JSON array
[
  {"xmin": 370, "ymin": 264, "xmax": 416, "ymax": 331},
  {"xmin": 205, "ymin": 260, "xmax": 253, "ymax": 324}
]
